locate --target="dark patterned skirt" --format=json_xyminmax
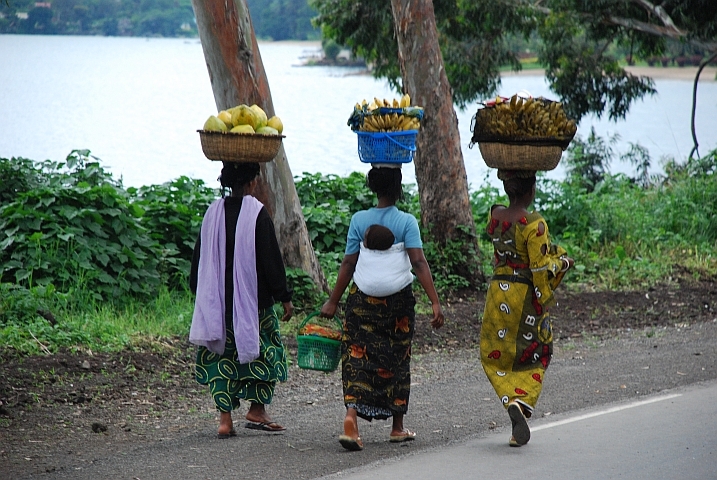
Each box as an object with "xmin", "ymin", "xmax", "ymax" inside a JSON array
[
  {"xmin": 195, "ymin": 307, "xmax": 288, "ymax": 412},
  {"xmin": 342, "ymin": 283, "xmax": 416, "ymax": 420}
]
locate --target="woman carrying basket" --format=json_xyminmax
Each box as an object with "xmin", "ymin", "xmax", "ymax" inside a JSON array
[
  {"xmin": 320, "ymin": 165, "xmax": 444, "ymax": 452},
  {"xmin": 189, "ymin": 162, "xmax": 293, "ymax": 438},
  {"xmin": 480, "ymin": 169, "xmax": 573, "ymax": 447}
]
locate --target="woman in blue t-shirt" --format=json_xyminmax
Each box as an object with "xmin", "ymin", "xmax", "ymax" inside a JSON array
[{"xmin": 320, "ymin": 165, "xmax": 444, "ymax": 451}]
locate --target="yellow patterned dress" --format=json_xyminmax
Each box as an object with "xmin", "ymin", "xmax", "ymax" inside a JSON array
[{"xmin": 480, "ymin": 207, "xmax": 568, "ymax": 416}]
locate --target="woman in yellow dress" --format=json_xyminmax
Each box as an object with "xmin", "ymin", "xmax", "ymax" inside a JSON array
[{"xmin": 480, "ymin": 169, "xmax": 573, "ymax": 447}]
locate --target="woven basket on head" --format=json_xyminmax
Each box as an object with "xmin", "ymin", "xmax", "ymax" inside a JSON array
[
  {"xmin": 478, "ymin": 142, "xmax": 563, "ymax": 171},
  {"xmin": 198, "ymin": 130, "xmax": 285, "ymax": 163}
]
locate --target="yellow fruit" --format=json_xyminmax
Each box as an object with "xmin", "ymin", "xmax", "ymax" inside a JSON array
[
  {"xmin": 256, "ymin": 126, "xmax": 279, "ymax": 135},
  {"xmin": 400, "ymin": 94, "xmax": 411, "ymax": 108},
  {"xmin": 231, "ymin": 104, "xmax": 258, "ymax": 128},
  {"xmin": 203, "ymin": 115, "xmax": 228, "ymax": 132},
  {"xmin": 230, "ymin": 124, "xmax": 255, "ymax": 134},
  {"xmin": 249, "ymin": 104, "xmax": 268, "ymax": 130},
  {"xmin": 267, "ymin": 115, "xmax": 283, "ymax": 134},
  {"xmin": 217, "ymin": 110, "xmax": 233, "ymax": 129}
]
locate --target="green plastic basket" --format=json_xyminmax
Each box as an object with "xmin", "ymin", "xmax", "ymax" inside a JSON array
[{"xmin": 296, "ymin": 312, "xmax": 342, "ymax": 372}]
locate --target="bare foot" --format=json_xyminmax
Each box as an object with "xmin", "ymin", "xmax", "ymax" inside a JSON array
[
  {"xmin": 217, "ymin": 411, "xmax": 236, "ymax": 438},
  {"xmin": 338, "ymin": 408, "xmax": 363, "ymax": 451},
  {"xmin": 343, "ymin": 408, "xmax": 360, "ymax": 440}
]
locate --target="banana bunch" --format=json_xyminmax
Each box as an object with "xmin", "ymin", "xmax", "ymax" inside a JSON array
[
  {"xmin": 361, "ymin": 110, "xmax": 421, "ymax": 132},
  {"xmin": 367, "ymin": 95, "xmax": 412, "ymax": 110},
  {"xmin": 475, "ymin": 94, "xmax": 577, "ymax": 139},
  {"xmin": 347, "ymin": 94, "xmax": 422, "ymax": 132}
]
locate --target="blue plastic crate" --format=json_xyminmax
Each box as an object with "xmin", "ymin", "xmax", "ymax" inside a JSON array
[{"xmin": 356, "ymin": 130, "xmax": 418, "ymax": 164}]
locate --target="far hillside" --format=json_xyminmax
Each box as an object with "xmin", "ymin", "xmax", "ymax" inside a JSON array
[{"xmin": 0, "ymin": 0, "xmax": 320, "ymax": 39}]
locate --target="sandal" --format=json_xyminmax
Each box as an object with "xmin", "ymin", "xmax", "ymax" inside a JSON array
[
  {"xmin": 244, "ymin": 421, "xmax": 286, "ymax": 432},
  {"xmin": 339, "ymin": 435, "xmax": 364, "ymax": 451},
  {"xmin": 508, "ymin": 402, "xmax": 530, "ymax": 446},
  {"xmin": 217, "ymin": 428, "xmax": 237, "ymax": 439},
  {"xmin": 389, "ymin": 429, "xmax": 417, "ymax": 442}
]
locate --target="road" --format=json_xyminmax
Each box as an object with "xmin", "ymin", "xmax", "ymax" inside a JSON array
[{"xmin": 320, "ymin": 381, "xmax": 717, "ymax": 480}]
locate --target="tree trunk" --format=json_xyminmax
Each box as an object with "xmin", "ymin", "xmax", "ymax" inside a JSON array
[
  {"xmin": 191, "ymin": 0, "xmax": 327, "ymax": 292},
  {"xmin": 390, "ymin": 0, "xmax": 485, "ymax": 286}
]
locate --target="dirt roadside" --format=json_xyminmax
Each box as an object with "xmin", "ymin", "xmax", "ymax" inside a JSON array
[{"xmin": 1, "ymin": 277, "xmax": 716, "ymax": 479}]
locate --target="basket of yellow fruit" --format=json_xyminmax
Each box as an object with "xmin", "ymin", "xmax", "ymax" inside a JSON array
[
  {"xmin": 469, "ymin": 94, "xmax": 577, "ymax": 171},
  {"xmin": 348, "ymin": 95, "xmax": 424, "ymax": 164},
  {"xmin": 198, "ymin": 104, "xmax": 285, "ymax": 163}
]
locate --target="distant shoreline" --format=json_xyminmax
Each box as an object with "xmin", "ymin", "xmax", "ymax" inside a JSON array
[
  {"xmin": 505, "ymin": 65, "xmax": 717, "ymax": 82},
  {"xmin": 262, "ymin": 41, "xmax": 717, "ymax": 82}
]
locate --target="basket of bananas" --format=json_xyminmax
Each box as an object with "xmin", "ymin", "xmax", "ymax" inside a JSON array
[
  {"xmin": 469, "ymin": 94, "xmax": 577, "ymax": 171},
  {"xmin": 348, "ymin": 95, "xmax": 424, "ymax": 164}
]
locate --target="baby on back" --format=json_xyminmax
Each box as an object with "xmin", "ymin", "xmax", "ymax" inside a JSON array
[
  {"xmin": 354, "ymin": 223, "xmax": 412, "ymax": 297},
  {"xmin": 363, "ymin": 224, "xmax": 395, "ymax": 251}
]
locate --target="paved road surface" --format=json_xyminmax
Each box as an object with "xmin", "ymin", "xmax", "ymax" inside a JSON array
[{"xmin": 320, "ymin": 381, "xmax": 717, "ymax": 480}]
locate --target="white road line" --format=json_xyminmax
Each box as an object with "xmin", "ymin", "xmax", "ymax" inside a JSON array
[{"xmin": 531, "ymin": 393, "xmax": 683, "ymax": 431}]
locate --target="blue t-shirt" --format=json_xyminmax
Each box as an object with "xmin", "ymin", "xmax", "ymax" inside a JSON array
[{"xmin": 345, "ymin": 206, "xmax": 422, "ymax": 255}]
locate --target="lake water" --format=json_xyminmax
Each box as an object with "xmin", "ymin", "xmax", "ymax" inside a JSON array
[{"xmin": 2, "ymin": 34, "xmax": 716, "ymax": 190}]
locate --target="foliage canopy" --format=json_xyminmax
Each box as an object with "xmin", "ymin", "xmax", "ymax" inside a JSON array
[{"xmin": 311, "ymin": 0, "xmax": 717, "ymax": 121}]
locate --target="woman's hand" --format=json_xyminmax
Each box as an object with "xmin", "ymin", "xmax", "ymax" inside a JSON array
[
  {"xmin": 280, "ymin": 301, "xmax": 294, "ymax": 322},
  {"xmin": 320, "ymin": 300, "xmax": 338, "ymax": 319},
  {"xmin": 430, "ymin": 303, "xmax": 445, "ymax": 329}
]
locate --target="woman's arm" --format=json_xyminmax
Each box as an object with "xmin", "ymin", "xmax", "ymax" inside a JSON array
[
  {"xmin": 526, "ymin": 218, "xmax": 571, "ymax": 306},
  {"xmin": 189, "ymin": 236, "xmax": 200, "ymax": 295},
  {"xmin": 407, "ymin": 248, "xmax": 444, "ymax": 329},
  {"xmin": 255, "ymin": 210, "xmax": 293, "ymax": 304},
  {"xmin": 320, "ymin": 252, "xmax": 359, "ymax": 318}
]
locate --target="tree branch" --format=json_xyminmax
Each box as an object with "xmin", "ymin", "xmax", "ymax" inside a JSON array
[
  {"xmin": 630, "ymin": 0, "xmax": 679, "ymax": 30},
  {"xmin": 689, "ymin": 50, "xmax": 717, "ymax": 160},
  {"xmin": 524, "ymin": 1, "xmax": 717, "ymax": 52}
]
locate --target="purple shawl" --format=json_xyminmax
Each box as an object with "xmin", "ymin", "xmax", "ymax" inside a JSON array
[{"xmin": 189, "ymin": 195, "xmax": 263, "ymax": 363}]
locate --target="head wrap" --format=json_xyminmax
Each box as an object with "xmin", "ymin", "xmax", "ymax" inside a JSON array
[
  {"xmin": 497, "ymin": 169, "xmax": 537, "ymax": 181},
  {"xmin": 371, "ymin": 163, "xmax": 402, "ymax": 169}
]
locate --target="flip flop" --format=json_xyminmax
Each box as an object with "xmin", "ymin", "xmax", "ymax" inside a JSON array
[
  {"xmin": 509, "ymin": 435, "xmax": 521, "ymax": 447},
  {"xmin": 508, "ymin": 403, "xmax": 530, "ymax": 446},
  {"xmin": 217, "ymin": 428, "xmax": 237, "ymax": 439},
  {"xmin": 339, "ymin": 435, "xmax": 364, "ymax": 451},
  {"xmin": 244, "ymin": 421, "xmax": 286, "ymax": 432},
  {"xmin": 389, "ymin": 429, "xmax": 417, "ymax": 442}
]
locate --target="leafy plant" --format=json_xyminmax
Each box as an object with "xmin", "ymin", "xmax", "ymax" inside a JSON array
[
  {"xmin": 0, "ymin": 151, "xmax": 161, "ymax": 304},
  {"xmin": 563, "ymin": 127, "xmax": 617, "ymax": 192},
  {"xmin": 0, "ymin": 283, "xmax": 57, "ymax": 328},
  {"xmin": 295, "ymin": 172, "xmax": 373, "ymax": 256},
  {"xmin": 285, "ymin": 268, "xmax": 324, "ymax": 312},
  {"xmin": 128, "ymin": 176, "xmax": 217, "ymax": 288}
]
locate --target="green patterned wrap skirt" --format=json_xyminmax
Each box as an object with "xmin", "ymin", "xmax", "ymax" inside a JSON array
[
  {"xmin": 195, "ymin": 307, "xmax": 288, "ymax": 412},
  {"xmin": 342, "ymin": 283, "xmax": 416, "ymax": 420}
]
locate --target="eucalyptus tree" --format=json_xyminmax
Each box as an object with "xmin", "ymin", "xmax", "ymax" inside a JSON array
[
  {"xmin": 390, "ymin": 0, "xmax": 485, "ymax": 285},
  {"xmin": 191, "ymin": 0, "xmax": 327, "ymax": 292}
]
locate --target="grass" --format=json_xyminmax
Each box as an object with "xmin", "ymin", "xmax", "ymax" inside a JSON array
[{"xmin": 0, "ymin": 287, "xmax": 195, "ymax": 355}]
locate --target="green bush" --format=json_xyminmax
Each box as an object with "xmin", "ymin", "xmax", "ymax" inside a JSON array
[
  {"xmin": 0, "ymin": 151, "xmax": 161, "ymax": 305},
  {"xmin": 295, "ymin": 172, "xmax": 373, "ymax": 256},
  {"xmin": 0, "ymin": 283, "xmax": 57, "ymax": 328},
  {"xmin": 285, "ymin": 267, "xmax": 324, "ymax": 313},
  {"xmin": 128, "ymin": 176, "xmax": 217, "ymax": 288}
]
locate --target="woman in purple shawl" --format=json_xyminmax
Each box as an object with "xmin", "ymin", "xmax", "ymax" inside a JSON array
[{"xmin": 189, "ymin": 162, "xmax": 293, "ymax": 438}]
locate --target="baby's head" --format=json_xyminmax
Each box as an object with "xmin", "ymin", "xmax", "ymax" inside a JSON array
[{"xmin": 363, "ymin": 224, "xmax": 395, "ymax": 251}]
